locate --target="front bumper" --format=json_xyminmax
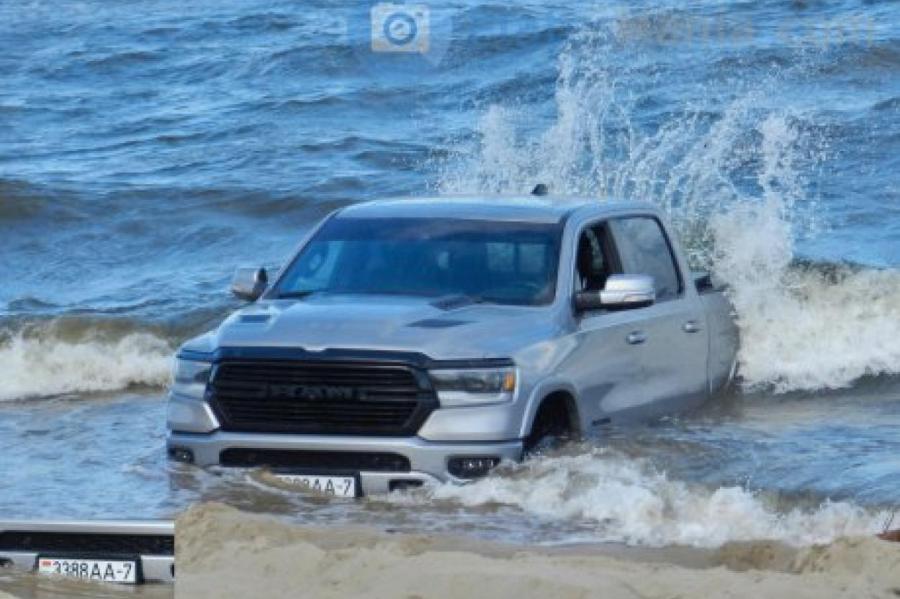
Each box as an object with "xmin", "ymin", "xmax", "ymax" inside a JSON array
[{"xmin": 167, "ymin": 430, "xmax": 523, "ymax": 495}]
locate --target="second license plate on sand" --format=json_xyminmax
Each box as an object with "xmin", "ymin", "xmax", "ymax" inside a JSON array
[
  {"xmin": 274, "ymin": 473, "xmax": 357, "ymax": 497},
  {"xmin": 37, "ymin": 557, "xmax": 137, "ymax": 584}
]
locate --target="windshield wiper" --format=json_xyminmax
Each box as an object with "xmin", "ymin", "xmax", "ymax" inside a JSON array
[
  {"xmin": 431, "ymin": 294, "xmax": 492, "ymax": 311},
  {"xmin": 276, "ymin": 289, "xmax": 323, "ymax": 300}
]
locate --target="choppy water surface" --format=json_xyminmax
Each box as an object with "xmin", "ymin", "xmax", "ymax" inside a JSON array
[{"xmin": 1, "ymin": 0, "xmax": 899, "ymax": 549}]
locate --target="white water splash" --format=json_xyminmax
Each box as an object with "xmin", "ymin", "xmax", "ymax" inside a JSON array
[
  {"xmin": 0, "ymin": 321, "xmax": 173, "ymax": 401},
  {"xmin": 405, "ymin": 450, "xmax": 886, "ymax": 548},
  {"xmin": 433, "ymin": 19, "xmax": 900, "ymax": 392}
]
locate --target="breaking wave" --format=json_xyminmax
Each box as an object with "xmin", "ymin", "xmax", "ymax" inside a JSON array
[
  {"xmin": 403, "ymin": 450, "xmax": 887, "ymax": 548},
  {"xmin": 712, "ymin": 208, "xmax": 900, "ymax": 392},
  {"xmin": 432, "ymin": 19, "xmax": 900, "ymax": 392},
  {"xmin": 0, "ymin": 318, "xmax": 174, "ymax": 401}
]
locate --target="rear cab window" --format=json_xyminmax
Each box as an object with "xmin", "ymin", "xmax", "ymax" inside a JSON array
[{"xmin": 608, "ymin": 216, "xmax": 682, "ymax": 301}]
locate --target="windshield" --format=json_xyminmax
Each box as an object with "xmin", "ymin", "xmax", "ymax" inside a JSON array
[{"xmin": 274, "ymin": 217, "xmax": 562, "ymax": 306}]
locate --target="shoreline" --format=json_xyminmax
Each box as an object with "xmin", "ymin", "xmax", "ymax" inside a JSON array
[{"xmin": 177, "ymin": 502, "xmax": 900, "ymax": 599}]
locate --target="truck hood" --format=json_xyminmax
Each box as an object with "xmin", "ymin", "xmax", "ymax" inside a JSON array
[{"xmin": 200, "ymin": 295, "xmax": 558, "ymax": 360}]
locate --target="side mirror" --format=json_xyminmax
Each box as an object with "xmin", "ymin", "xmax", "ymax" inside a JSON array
[
  {"xmin": 231, "ymin": 267, "xmax": 268, "ymax": 301},
  {"xmin": 574, "ymin": 274, "xmax": 656, "ymax": 312}
]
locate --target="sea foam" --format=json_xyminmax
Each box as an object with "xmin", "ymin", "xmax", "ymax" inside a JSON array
[
  {"xmin": 0, "ymin": 319, "xmax": 173, "ymax": 401},
  {"xmin": 406, "ymin": 450, "xmax": 887, "ymax": 548}
]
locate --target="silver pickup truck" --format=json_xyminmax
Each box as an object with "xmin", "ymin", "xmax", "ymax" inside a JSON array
[{"xmin": 166, "ymin": 195, "xmax": 738, "ymax": 496}]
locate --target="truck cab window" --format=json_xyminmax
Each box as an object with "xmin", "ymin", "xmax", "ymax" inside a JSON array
[
  {"xmin": 610, "ymin": 217, "xmax": 681, "ymax": 301},
  {"xmin": 575, "ymin": 224, "xmax": 613, "ymax": 292}
]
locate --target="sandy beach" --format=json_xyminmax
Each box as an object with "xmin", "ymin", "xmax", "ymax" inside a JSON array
[{"xmin": 176, "ymin": 503, "xmax": 900, "ymax": 598}]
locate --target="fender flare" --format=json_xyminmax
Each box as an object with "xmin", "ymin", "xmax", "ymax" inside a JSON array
[{"xmin": 518, "ymin": 378, "xmax": 581, "ymax": 439}]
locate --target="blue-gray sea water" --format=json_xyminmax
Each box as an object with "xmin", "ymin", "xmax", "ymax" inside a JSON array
[{"xmin": 0, "ymin": 0, "xmax": 898, "ymax": 547}]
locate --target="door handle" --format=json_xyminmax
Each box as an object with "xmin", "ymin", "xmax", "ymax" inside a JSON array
[
  {"xmin": 626, "ymin": 331, "xmax": 647, "ymax": 345},
  {"xmin": 682, "ymin": 320, "xmax": 702, "ymax": 334}
]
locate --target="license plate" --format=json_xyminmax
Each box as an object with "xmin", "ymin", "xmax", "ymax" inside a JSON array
[
  {"xmin": 37, "ymin": 557, "xmax": 137, "ymax": 584},
  {"xmin": 274, "ymin": 473, "xmax": 357, "ymax": 497}
]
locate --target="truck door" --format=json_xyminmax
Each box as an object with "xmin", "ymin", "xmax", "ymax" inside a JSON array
[
  {"xmin": 605, "ymin": 216, "xmax": 710, "ymax": 417},
  {"xmin": 566, "ymin": 221, "xmax": 649, "ymax": 427}
]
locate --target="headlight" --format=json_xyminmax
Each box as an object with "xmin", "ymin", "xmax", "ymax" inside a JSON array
[
  {"xmin": 171, "ymin": 357, "xmax": 212, "ymax": 400},
  {"xmin": 428, "ymin": 367, "xmax": 516, "ymax": 407}
]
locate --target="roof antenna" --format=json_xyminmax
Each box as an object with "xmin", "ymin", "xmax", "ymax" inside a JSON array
[{"xmin": 531, "ymin": 183, "xmax": 549, "ymax": 196}]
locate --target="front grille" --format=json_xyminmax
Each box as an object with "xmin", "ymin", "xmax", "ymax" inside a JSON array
[
  {"xmin": 0, "ymin": 532, "xmax": 173, "ymax": 556},
  {"xmin": 209, "ymin": 360, "xmax": 437, "ymax": 435},
  {"xmin": 220, "ymin": 449, "xmax": 411, "ymax": 472}
]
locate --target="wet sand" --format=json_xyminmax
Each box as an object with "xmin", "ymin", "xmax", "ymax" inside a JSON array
[
  {"xmin": 0, "ymin": 569, "xmax": 171, "ymax": 599},
  {"xmin": 177, "ymin": 502, "xmax": 900, "ymax": 599}
]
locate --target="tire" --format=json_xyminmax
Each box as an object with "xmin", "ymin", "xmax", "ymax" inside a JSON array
[{"xmin": 523, "ymin": 395, "xmax": 575, "ymax": 455}]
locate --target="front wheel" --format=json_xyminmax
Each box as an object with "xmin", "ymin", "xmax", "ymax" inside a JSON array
[{"xmin": 523, "ymin": 396, "xmax": 576, "ymax": 455}]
